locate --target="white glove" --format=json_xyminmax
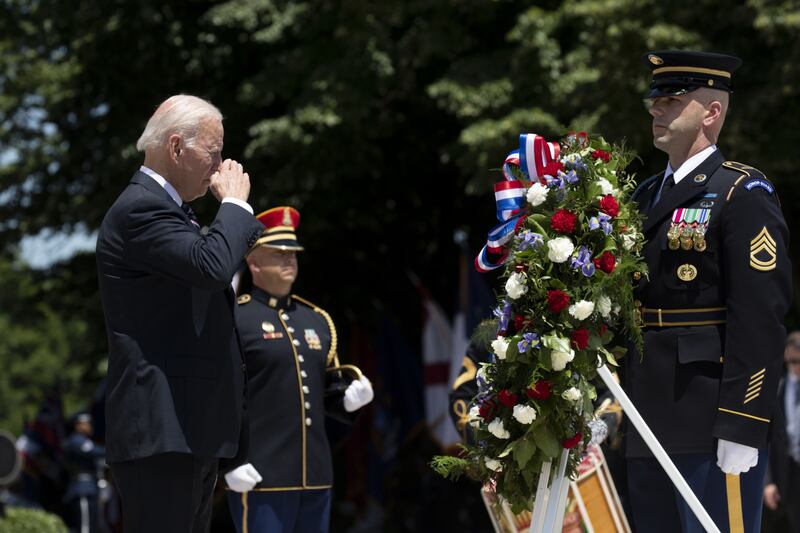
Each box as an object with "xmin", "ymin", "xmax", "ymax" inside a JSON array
[
  {"xmin": 224, "ymin": 463, "xmax": 263, "ymax": 493},
  {"xmin": 716, "ymin": 439, "xmax": 758, "ymax": 475},
  {"xmin": 343, "ymin": 376, "xmax": 374, "ymax": 412}
]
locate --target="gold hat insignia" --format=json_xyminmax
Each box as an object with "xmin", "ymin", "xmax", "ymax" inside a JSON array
[
  {"xmin": 649, "ymin": 54, "xmax": 663, "ymax": 66},
  {"xmin": 282, "ymin": 208, "xmax": 292, "ymax": 226}
]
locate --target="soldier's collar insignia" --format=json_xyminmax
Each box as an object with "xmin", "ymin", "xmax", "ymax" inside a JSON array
[
  {"xmin": 693, "ymin": 174, "xmax": 707, "ymax": 183},
  {"xmin": 268, "ymin": 297, "xmax": 278, "ymax": 308},
  {"xmin": 750, "ymin": 227, "xmax": 777, "ymax": 271},
  {"xmin": 237, "ymin": 294, "xmax": 251, "ymax": 305}
]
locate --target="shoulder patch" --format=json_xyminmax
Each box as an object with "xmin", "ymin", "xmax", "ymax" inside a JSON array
[
  {"xmin": 743, "ymin": 178, "xmax": 775, "ymax": 195},
  {"xmin": 237, "ymin": 294, "xmax": 251, "ymax": 305}
]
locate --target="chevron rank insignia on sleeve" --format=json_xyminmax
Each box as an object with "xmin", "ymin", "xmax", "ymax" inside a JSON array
[{"xmin": 750, "ymin": 227, "xmax": 777, "ymax": 271}]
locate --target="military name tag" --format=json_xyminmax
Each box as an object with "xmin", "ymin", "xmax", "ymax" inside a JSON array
[{"xmin": 305, "ymin": 329, "xmax": 322, "ymax": 350}]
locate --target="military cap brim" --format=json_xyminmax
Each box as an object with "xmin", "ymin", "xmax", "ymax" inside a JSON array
[{"xmin": 643, "ymin": 50, "xmax": 742, "ymax": 98}]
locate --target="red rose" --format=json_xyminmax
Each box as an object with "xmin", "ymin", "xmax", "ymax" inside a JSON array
[
  {"xmin": 542, "ymin": 161, "xmax": 564, "ymax": 177},
  {"xmin": 497, "ymin": 389, "xmax": 519, "ymax": 408},
  {"xmin": 479, "ymin": 398, "xmax": 498, "ymax": 420},
  {"xmin": 562, "ymin": 432, "xmax": 583, "ymax": 449},
  {"xmin": 593, "ymin": 251, "xmax": 616, "ymax": 274},
  {"xmin": 599, "ymin": 195, "xmax": 620, "ymax": 218},
  {"xmin": 591, "ymin": 150, "xmax": 611, "ymax": 163},
  {"xmin": 571, "ymin": 329, "xmax": 590, "ymax": 350},
  {"xmin": 550, "ymin": 209, "xmax": 578, "ymax": 234},
  {"xmin": 513, "ymin": 314, "xmax": 527, "ymax": 332},
  {"xmin": 526, "ymin": 380, "xmax": 553, "ymax": 400},
  {"xmin": 547, "ymin": 290, "xmax": 570, "ymax": 313},
  {"xmin": 599, "ymin": 323, "xmax": 609, "ymax": 336}
]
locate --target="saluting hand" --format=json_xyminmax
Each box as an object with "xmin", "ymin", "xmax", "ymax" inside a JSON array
[{"xmin": 210, "ymin": 159, "xmax": 251, "ymax": 203}]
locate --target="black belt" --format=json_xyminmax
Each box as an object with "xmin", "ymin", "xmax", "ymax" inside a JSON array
[{"xmin": 639, "ymin": 306, "xmax": 727, "ymax": 327}]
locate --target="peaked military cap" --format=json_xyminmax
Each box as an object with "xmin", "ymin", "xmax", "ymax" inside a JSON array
[
  {"xmin": 250, "ymin": 206, "xmax": 304, "ymax": 252},
  {"xmin": 643, "ymin": 50, "xmax": 742, "ymax": 98}
]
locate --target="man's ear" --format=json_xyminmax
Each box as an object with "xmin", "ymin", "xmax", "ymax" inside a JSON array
[
  {"xmin": 704, "ymin": 101, "xmax": 723, "ymax": 126},
  {"xmin": 169, "ymin": 134, "xmax": 182, "ymax": 160}
]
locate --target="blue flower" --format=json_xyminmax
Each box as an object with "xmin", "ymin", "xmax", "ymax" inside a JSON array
[
  {"xmin": 517, "ymin": 231, "xmax": 544, "ymax": 251},
  {"xmin": 588, "ymin": 212, "xmax": 613, "ymax": 235},
  {"xmin": 517, "ymin": 332, "xmax": 540, "ymax": 353},
  {"xmin": 563, "ymin": 155, "xmax": 588, "ymax": 172},
  {"xmin": 561, "ymin": 169, "xmax": 579, "ymax": 184},
  {"xmin": 570, "ymin": 245, "xmax": 596, "ymax": 277},
  {"xmin": 494, "ymin": 300, "xmax": 513, "ymax": 333},
  {"xmin": 545, "ymin": 173, "xmax": 565, "ymax": 190}
]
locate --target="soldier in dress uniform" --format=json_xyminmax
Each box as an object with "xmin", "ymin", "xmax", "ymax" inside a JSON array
[
  {"xmin": 224, "ymin": 206, "xmax": 374, "ymax": 533},
  {"xmin": 62, "ymin": 412, "xmax": 105, "ymax": 533},
  {"xmin": 624, "ymin": 50, "xmax": 793, "ymax": 533}
]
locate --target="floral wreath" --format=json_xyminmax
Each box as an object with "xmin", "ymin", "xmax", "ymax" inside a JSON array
[{"xmin": 434, "ymin": 132, "xmax": 647, "ymax": 512}]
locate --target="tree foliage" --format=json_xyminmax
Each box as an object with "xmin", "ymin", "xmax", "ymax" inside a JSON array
[{"xmin": 1, "ymin": 0, "xmax": 799, "ymax": 430}]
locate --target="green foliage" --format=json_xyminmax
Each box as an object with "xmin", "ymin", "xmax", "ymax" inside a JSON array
[
  {"xmin": 0, "ymin": 507, "xmax": 68, "ymax": 533},
  {"xmin": 1, "ymin": 0, "xmax": 800, "ymax": 462}
]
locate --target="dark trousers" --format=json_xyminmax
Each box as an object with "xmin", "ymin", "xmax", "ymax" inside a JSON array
[
  {"xmin": 628, "ymin": 450, "xmax": 768, "ymax": 533},
  {"xmin": 227, "ymin": 489, "xmax": 331, "ymax": 533},
  {"xmin": 110, "ymin": 452, "xmax": 219, "ymax": 533}
]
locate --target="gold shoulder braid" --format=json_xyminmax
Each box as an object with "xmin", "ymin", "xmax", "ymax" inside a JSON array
[{"xmin": 293, "ymin": 294, "xmax": 364, "ymax": 381}]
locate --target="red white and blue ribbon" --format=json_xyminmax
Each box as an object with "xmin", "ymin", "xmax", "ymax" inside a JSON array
[{"xmin": 475, "ymin": 134, "xmax": 560, "ymax": 273}]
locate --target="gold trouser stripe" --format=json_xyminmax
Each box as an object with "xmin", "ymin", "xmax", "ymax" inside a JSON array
[
  {"xmin": 241, "ymin": 492, "xmax": 249, "ymax": 533},
  {"xmin": 653, "ymin": 65, "xmax": 732, "ymax": 78},
  {"xmin": 726, "ymin": 474, "xmax": 745, "ymax": 533},
  {"xmin": 718, "ymin": 407, "xmax": 770, "ymax": 423}
]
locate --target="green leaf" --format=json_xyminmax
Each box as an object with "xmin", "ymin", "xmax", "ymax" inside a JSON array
[
  {"xmin": 513, "ymin": 437, "xmax": 537, "ymax": 469},
  {"xmin": 533, "ymin": 426, "xmax": 561, "ymax": 458},
  {"xmin": 599, "ymin": 346, "xmax": 618, "ymax": 367}
]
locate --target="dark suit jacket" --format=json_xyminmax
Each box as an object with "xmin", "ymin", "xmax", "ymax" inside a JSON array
[
  {"xmin": 96, "ymin": 170, "xmax": 263, "ymax": 463},
  {"xmin": 624, "ymin": 151, "xmax": 792, "ymax": 457},
  {"xmin": 768, "ymin": 376, "xmax": 792, "ymax": 495}
]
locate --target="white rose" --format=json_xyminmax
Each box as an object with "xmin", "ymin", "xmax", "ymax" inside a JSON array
[
  {"xmin": 488, "ymin": 418, "xmax": 511, "ymax": 439},
  {"xmin": 568, "ymin": 300, "xmax": 595, "ymax": 321},
  {"xmin": 468, "ymin": 405, "xmax": 482, "ymax": 428},
  {"xmin": 547, "ymin": 237, "xmax": 575, "ymax": 263},
  {"xmin": 551, "ymin": 348, "xmax": 575, "ymax": 371},
  {"xmin": 596, "ymin": 295, "xmax": 612, "ymax": 318},
  {"xmin": 476, "ymin": 364, "xmax": 488, "ymax": 382},
  {"xmin": 613, "ymin": 305, "xmax": 621, "ymax": 315},
  {"xmin": 526, "ymin": 182, "xmax": 549, "ymax": 207},
  {"xmin": 491, "ymin": 337, "xmax": 510, "ymax": 360},
  {"xmin": 505, "ymin": 272, "xmax": 528, "ymax": 300},
  {"xmin": 622, "ymin": 232, "xmax": 637, "ymax": 250},
  {"xmin": 485, "ymin": 458, "xmax": 503, "ymax": 472},
  {"xmin": 562, "ymin": 387, "xmax": 582, "ymax": 402},
  {"xmin": 512, "ymin": 404, "xmax": 537, "ymax": 425},
  {"xmin": 596, "ymin": 178, "xmax": 617, "ymax": 196}
]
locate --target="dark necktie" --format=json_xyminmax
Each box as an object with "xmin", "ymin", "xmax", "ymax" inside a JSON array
[
  {"xmin": 181, "ymin": 203, "xmax": 201, "ymax": 229},
  {"xmin": 652, "ymin": 173, "xmax": 675, "ymax": 207}
]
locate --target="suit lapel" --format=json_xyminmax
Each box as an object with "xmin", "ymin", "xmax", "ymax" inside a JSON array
[
  {"xmin": 642, "ymin": 150, "xmax": 725, "ymax": 235},
  {"xmin": 130, "ymin": 171, "xmax": 194, "ymax": 226}
]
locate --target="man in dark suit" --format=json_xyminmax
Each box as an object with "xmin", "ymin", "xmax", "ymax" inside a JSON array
[
  {"xmin": 95, "ymin": 94, "xmax": 264, "ymax": 533},
  {"xmin": 624, "ymin": 51, "xmax": 792, "ymax": 532},
  {"xmin": 764, "ymin": 332, "xmax": 800, "ymax": 532}
]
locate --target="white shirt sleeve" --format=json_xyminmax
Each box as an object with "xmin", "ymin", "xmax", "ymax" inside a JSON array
[{"xmin": 221, "ymin": 197, "xmax": 254, "ymax": 215}]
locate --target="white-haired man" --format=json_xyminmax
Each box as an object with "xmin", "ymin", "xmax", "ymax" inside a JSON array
[{"xmin": 96, "ymin": 94, "xmax": 264, "ymax": 533}]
